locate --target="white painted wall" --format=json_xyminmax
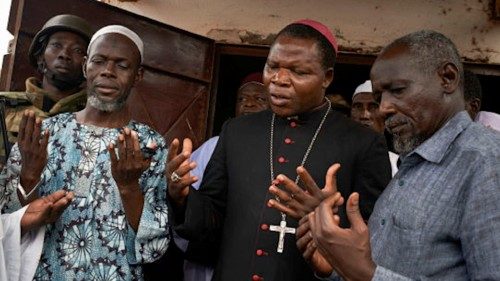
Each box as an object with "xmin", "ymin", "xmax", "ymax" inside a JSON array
[
  {"xmin": 0, "ymin": 0, "xmax": 14, "ymax": 68},
  {"xmin": 98, "ymin": 0, "xmax": 500, "ymax": 64}
]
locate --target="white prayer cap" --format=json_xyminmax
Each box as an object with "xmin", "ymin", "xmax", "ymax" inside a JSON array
[
  {"xmin": 353, "ymin": 80, "xmax": 372, "ymax": 98},
  {"xmin": 89, "ymin": 25, "xmax": 144, "ymax": 63}
]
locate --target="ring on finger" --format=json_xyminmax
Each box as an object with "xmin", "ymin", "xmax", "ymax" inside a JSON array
[{"xmin": 170, "ymin": 171, "xmax": 181, "ymax": 183}]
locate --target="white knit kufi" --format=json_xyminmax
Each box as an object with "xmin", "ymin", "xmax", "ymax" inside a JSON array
[
  {"xmin": 353, "ymin": 80, "xmax": 372, "ymax": 98},
  {"xmin": 89, "ymin": 25, "xmax": 144, "ymax": 62}
]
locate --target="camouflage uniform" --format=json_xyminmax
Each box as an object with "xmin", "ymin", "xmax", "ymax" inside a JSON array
[
  {"xmin": 0, "ymin": 77, "xmax": 87, "ymax": 144},
  {"xmin": 0, "ymin": 14, "xmax": 92, "ymax": 162}
]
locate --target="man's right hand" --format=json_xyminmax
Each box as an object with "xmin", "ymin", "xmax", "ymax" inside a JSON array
[
  {"xmin": 18, "ymin": 110, "xmax": 49, "ymax": 196},
  {"xmin": 166, "ymin": 138, "xmax": 198, "ymax": 207},
  {"xmin": 268, "ymin": 163, "xmax": 341, "ymax": 220},
  {"xmin": 20, "ymin": 190, "xmax": 74, "ymax": 234}
]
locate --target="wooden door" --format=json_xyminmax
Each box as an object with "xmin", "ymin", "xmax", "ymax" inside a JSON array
[{"xmin": 0, "ymin": 0, "xmax": 216, "ymax": 148}]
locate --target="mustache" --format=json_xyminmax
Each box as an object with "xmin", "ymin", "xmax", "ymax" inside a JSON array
[
  {"xmin": 94, "ymin": 82, "xmax": 119, "ymax": 89},
  {"xmin": 385, "ymin": 116, "xmax": 410, "ymax": 133}
]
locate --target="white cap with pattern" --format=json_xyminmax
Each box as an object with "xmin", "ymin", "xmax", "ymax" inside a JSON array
[
  {"xmin": 353, "ymin": 80, "xmax": 372, "ymax": 98},
  {"xmin": 89, "ymin": 25, "xmax": 144, "ymax": 63}
]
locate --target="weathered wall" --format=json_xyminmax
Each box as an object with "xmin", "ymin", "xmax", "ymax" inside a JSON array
[{"xmin": 99, "ymin": 0, "xmax": 500, "ymax": 64}]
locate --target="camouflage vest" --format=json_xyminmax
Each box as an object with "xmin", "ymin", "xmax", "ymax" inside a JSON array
[{"xmin": 0, "ymin": 77, "xmax": 87, "ymax": 144}]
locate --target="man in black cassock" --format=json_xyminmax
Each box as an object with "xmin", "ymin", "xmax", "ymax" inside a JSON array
[{"xmin": 166, "ymin": 19, "xmax": 391, "ymax": 281}]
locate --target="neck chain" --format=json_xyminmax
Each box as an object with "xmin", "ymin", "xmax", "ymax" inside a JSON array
[{"xmin": 269, "ymin": 98, "xmax": 332, "ymax": 219}]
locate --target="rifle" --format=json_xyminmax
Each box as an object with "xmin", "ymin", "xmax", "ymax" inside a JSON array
[{"xmin": 0, "ymin": 98, "xmax": 12, "ymax": 165}]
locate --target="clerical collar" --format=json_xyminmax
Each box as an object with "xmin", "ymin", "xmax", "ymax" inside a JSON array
[{"xmin": 283, "ymin": 100, "xmax": 330, "ymax": 123}]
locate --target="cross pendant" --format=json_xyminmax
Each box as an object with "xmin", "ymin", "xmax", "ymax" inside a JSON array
[{"xmin": 269, "ymin": 218, "xmax": 296, "ymax": 253}]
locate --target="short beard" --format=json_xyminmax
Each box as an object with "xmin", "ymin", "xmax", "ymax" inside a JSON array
[
  {"xmin": 386, "ymin": 116, "xmax": 425, "ymax": 156},
  {"xmin": 391, "ymin": 134, "xmax": 425, "ymax": 156},
  {"xmin": 87, "ymin": 92, "xmax": 128, "ymax": 113}
]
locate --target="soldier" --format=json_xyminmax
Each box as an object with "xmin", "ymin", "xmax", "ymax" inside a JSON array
[{"xmin": 0, "ymin": 14, "xmax": 92, "ymax": 146}]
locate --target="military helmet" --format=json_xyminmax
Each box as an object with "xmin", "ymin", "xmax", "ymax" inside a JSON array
[{"xmin": 28, "ymin": 14, "xmax": 93, "ymax": 67}]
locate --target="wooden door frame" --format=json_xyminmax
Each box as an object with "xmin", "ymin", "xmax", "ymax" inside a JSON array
[{"xmin": 205, "ymin": 43, "xmax": 269, "ymax": 139}]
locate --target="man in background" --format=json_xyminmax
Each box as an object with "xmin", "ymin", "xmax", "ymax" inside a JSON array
[
  {"xmin": 0, "ymin": 14, "xmax": 92, "ymax": 145},
  {"xmin": 351, "ymin": 80, "xmax": 398, "ymax": 176},
  {"xmin": 191, "ymin": 72, "xmax": 268, "ymax": 189},
  {"xmin": 463, "ymin": 69, "xmax": 500, "ymax": 131}
]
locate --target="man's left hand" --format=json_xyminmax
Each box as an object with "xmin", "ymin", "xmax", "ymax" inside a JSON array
[
  {"xmin": 268, "ymin": 163, "xmax": 341, "ymax": 219},
  {"xmin": 20, "ymin": 190, "xmax": 74, "ymax": 234}
]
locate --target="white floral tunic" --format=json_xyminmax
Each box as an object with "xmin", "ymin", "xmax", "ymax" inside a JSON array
[{"xmin": 1, "ymin": 113, "xmax": 169, "ymax": 281}]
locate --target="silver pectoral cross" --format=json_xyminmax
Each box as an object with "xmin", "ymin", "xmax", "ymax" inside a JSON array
[{"xmin": 269, "ymin": 217, "xmax": 296, "ymax": 253}]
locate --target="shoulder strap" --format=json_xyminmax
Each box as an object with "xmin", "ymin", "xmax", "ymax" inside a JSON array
[{"xmin": 0, "ymin": 92, "xmax": 32, "ymax": 106}]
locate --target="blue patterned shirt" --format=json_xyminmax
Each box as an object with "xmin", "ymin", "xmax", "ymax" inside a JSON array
[
  {"xmin": 1, "ymin": 113, "xmax": 170, "ymax": 281},
  {"xmin": 369, "ymin": 111, "xmax": 500, "ymax": 280}
]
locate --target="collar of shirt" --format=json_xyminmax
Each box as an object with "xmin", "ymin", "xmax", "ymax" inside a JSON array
[
  {"xmin": 405, "ymin": 111, "xmax": 472, "ymax": 164},
  {"xmin": 282, "ymin": 100, "xmax": 330, "ymax": 124}
]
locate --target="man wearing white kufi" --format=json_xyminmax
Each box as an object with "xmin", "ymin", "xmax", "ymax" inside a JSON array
[
  {"xmin": 1, "ymin": 25, "xmax": 169, "ymax": 281},
  {"xmin": 351, "ymin": 80, "xmax": 399, "ymax": 176},
  {"xmin": 89, "ymin": 25, "xmax": 144, "ymax": 62}
]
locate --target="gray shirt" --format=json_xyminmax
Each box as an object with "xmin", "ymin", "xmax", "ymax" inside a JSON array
[{"xmin": 369, "ymin": 111, "xmax": 500, "ymax": 280}]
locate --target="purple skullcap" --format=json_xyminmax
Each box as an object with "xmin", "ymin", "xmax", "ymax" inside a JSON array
[{"xmin": 293, "ymin": 19, "xmax": 338, "ymax": 56}]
